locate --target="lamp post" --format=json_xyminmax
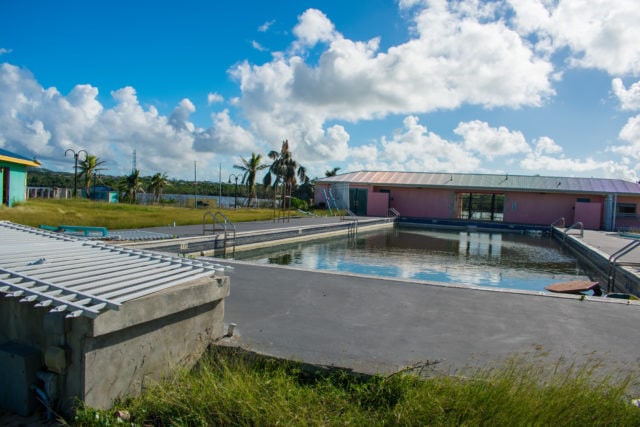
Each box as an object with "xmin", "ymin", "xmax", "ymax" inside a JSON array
[
  {"xmin": 65, "ymin": 148, "xmax": 87, "ymax": 198},
  {"xmin": 92, "ymin": 172, "xmax": 99, "ymax": 200},
  {"xmin": 228, "ymin": 174, "xmax": 240, "ymax": 209}
]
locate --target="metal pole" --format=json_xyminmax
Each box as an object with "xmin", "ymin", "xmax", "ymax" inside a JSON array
[
  {"xmin": 65, "ymin": 148, "xmax": 87, "ymax": 198},
  {"xmin": 194, "ymin": 160, "xmax": 198, "ymax": 208},
  {"xmin": 228, "ymin": 174, "xmax": 240, "ymax": 209},
  {"xmin": 234, "ymin": 176, "xmax": 238, "ymax": 208},
  {"xmin": 73, "ymin": 156, "xmax": 78, "ymax": 197}
]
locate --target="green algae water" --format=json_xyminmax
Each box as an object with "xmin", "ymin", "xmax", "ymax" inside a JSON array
[{"xmin": 233, "ymin": 227, "xmax": 596, "ymax": 292}]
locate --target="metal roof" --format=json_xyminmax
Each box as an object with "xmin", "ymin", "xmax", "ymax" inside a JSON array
[
  {"xmin": 0, "ymin": 221, "xmax": 226, "ymax": 319},
  {"xmin": 318, "ymin": 171, "xmax": 640, "ymax": 195}
]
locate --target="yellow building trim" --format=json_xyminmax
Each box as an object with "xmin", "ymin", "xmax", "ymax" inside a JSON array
[{"xmin": 0, "ymin": 154, "xmax": 41, "ymax": 167}]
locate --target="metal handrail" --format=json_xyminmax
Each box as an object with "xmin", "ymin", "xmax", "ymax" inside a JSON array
[
  {"xmin": 563, "ymin": 221, "xmax": 584, "ymax": 241},
  {"xmin": 389, "ymin": 208, "xmax": 400, "ymax": 218},
  {"xmin": 607, "ymin": 239, "xmax": 640, "ymax": 292},
  {"xmin": 550, "ymin": 217, "xmax": 565, "ymax": 228},
  {"xmin": 203, "ymin": 211, "xmax": 236, "ymax": 257},
  {"xmin": 340, "ymin": 209, "xmax": 359, "ymax": 239}
]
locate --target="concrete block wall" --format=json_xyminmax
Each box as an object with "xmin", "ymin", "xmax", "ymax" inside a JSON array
[{"xmin": 0, "ymin": 275, "xmax": 230, "ymax": 416}]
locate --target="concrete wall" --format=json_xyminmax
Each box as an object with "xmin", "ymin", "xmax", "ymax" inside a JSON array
[
  {"xmin": 575, "ymin": 201, "xmax": 602, "ymax": 229},
  {"xmin": 503, "ymin": 193, "xmax": 578, "ymax": 225},
  {"xmin": 316, "ymin": 183, "xmax": 640, "ymax": 230},
  {"xmin": 366, "ymin": 190, "xmax": 389, "ymax": 216},
  {"xmin": 0, "ymin": 275, "xmax": 230, "ymax": 416},
  {"xmin": 384, "ymin": 187, "xmax": 454, "ymax": 218},
  {"xmin": 505, "ymin": 193, "xmax": 607, "ymax": 229},
  {"xmin": 0, "ymin": 161, "xmax": 28, "ymax": 207}
]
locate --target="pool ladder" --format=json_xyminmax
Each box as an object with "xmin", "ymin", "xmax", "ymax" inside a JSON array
[
  {"xmin": 562, "ymin": 221, "xmax": 584, "ymax": 241},
  {"xmin": 203, "ymin": 211, "xmax": 236, "ymax": 257},
  {"xmin": 274, "ymin": 209, "xmax": 291, "ymax": 223},
  {"xmin": 550, "ymin": 217, "xmax": 565, "ymax": 229},
  {"xmin": 341, "ymin": 209, "xmax": 359, "ymax": 240}
]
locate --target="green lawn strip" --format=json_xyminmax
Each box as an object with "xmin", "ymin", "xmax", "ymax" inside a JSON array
[{"xmin": 0, "ymin": 199, "xmax": 296, "ymax": 229}]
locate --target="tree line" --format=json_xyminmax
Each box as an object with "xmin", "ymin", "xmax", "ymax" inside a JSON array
[{"xmin": 28, "ymin": 140, "xmax": 342, "ymax": 208}]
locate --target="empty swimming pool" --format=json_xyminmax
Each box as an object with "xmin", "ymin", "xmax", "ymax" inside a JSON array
[{"xmin": 233, "ymin": 227, "xmax": 596, "ymax": 292}]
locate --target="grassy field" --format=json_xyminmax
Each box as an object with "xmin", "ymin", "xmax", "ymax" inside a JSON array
[
  {"xmin": 73, "ymin": 347, "xmax": 640, "ymax": 426},
  {"xmin": 0, "ymin": 199, "xmax": 289, "ymax": 229}
]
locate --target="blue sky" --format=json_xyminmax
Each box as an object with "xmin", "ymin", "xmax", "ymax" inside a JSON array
[{"xmin": 1, "ymin": 0, "xmax": 640, "ymax": 182}]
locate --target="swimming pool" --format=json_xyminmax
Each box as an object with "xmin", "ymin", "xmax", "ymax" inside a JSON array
[{"xmin": 233, "ymin": 227, "xmax": 596, "ymax": 292}]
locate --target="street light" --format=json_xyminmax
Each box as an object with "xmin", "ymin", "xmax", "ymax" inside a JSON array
[
  {"xmin": 92, "ymin": 172, "xmax": 99, "ymax": 200},
  {"xmin": 65, "ymin": 148, "xmax": 87, "ymax": 198},
  {"xmin": 228, "ymin": 174, "xmax": 240, "ymax": 209}
]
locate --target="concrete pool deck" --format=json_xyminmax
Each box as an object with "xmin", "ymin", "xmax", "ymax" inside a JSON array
[
  {"xmin": 132, "ymin": 219, "xmax": 640, "ymax": 376},
  {"xmin": 218, "ymin": 259, "xmax": 640, "ymax": 376},
  {"xmin": 123, "ymin": 214, "xmax": 385, "ymax": 238}
]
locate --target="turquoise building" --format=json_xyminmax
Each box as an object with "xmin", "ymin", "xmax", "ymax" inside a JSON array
[{"xmin": 0, "ymin": 148, "xmax": 41, "ymax": 207}]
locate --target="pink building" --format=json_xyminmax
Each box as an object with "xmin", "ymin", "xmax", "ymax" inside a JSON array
[{"xmin": 316, "ymin": 171, "xmax": 640, "ymax": 231}]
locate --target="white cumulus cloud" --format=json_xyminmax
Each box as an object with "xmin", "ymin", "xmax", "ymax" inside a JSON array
[
  {"xmin": 348, "ymin": 116, "xmax": 482, "ymax": 172},
  {"xmin": 232, "ymin": 2, "xmax": 555, "ymax": 172},
  {"xmin": 455, "ymin": 120, "xmax": 531, "ymax": 160},
  {"xmin": 612, "ymin": 78, "xmax": 640, "ymax": 111},
  {"xmin": 207, "ymin": 92, "xmax": 224, "ymax": 105},
  {"xmin": 509, "ymin": 0, "xmax": 640, "ymax": 75},
  {"xmin": 292, "ymin": 9, "xmax": 338, "ymax": 48},
  {"xmin": 0, "ymin": 63, "xmax": 256, "ymax": 177},
  {"xmin": 610, "ymin": 114, "xmax": 640, "ymax": 166}
]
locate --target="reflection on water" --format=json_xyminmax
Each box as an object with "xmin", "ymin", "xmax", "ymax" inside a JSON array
[{"xmin": 234, "ymin": 228, "xmax": 594, "ymax": 292}]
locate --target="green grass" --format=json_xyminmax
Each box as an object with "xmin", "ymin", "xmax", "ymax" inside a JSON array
[
  {"xmin": 73, "ymin": 347, "xmax": 640, "ymax": 426},
  {"xmin": 0, "ymin": 199, "xmax": 294, "ymax": 229}
]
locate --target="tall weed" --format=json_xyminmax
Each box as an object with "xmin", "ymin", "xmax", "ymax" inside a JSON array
[{"xmin": 74, "ymin": 348, "xmax": 640, "ymax": 426}]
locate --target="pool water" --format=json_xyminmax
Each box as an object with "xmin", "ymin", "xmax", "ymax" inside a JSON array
[{"xmin": 233, "ymin": 227, "xmax": 596, "ymax": 292}]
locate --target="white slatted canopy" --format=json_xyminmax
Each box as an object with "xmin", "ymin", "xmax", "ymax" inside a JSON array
[{"xmin": 0, "ymin": 221, "xmax": 225, "ymax": 318}]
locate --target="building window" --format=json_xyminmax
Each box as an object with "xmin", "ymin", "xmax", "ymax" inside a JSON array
[
  {"xmin": 616, "ymin": 203, "xmax": 637, "ymax": 217},
  {"xmin": 457, "ymin": 193, "xmax": 504, "ymax": 221},
  {"xmin": 576, "ymin": 197, "xmax": 591, "ymax": 203}
]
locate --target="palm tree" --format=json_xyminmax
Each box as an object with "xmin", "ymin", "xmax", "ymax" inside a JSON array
[
  {"xmin": 325, "ymin": 167, "xmax": 341, "ymax": 177},
  {"xmin": 263, "ymin": 140, "xmax": 306, "ymax": 209},
  {"xmin": 122, "ymin": 169, "xmax": 145, "ymax": 203},
  {"xmin": 148, "ymin": 172, "xmax": 169, "ymax": 204},
  {"xmin": 234, "ymin": 153, "xmax": 268, "ymax": 207},
  {"xmin": 78, "ymin": 154, "xmax": 106, "ymax": 198}
]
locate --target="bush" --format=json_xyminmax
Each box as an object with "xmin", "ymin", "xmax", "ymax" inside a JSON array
[{"xmin": 289, "ymin": 197, "xmax": 308, "ymax": 211}]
